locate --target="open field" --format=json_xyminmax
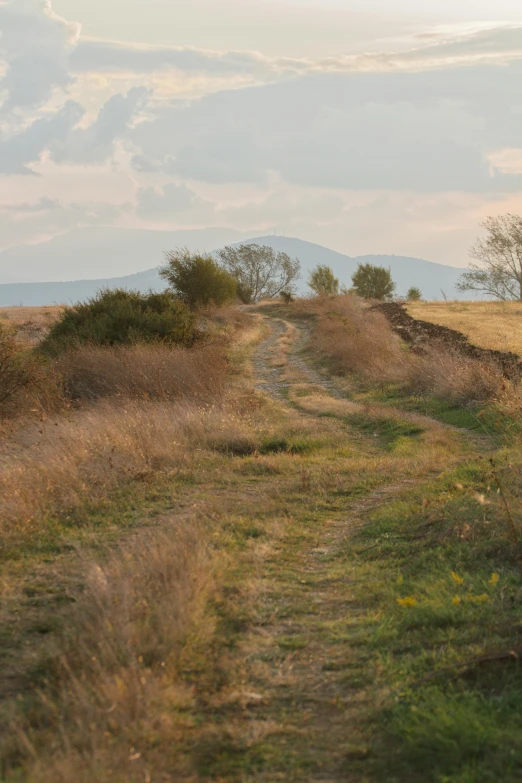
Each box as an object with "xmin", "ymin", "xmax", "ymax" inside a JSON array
[
  {"xmin": 1, "ymin": 296, "xmax": 522, "ymax": 782},
  {"xmin": 406, "ymin": 300, "xmax": 522, "ymax": 356},
  {"xmin": 0, "ymin": 305, "xmax": 64, "ymax": 345}
]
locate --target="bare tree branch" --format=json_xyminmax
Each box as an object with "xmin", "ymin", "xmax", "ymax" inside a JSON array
[{"xmin": 458, "ymin": 214, "xmax": 522, "ymax": 300}]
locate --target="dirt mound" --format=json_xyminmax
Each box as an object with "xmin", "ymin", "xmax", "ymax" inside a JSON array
[{"xmin": 373, "ymin": 302, "xmax": 522, "ymax": 379}]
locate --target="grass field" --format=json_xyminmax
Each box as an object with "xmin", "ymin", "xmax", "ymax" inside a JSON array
[
  {"xmin": 0, "ymin": 305, "xmax": 63, "ymax": 344},
  {"xmin": 406, "ymin": 300, "xmax": 522, "ymax": 355},
  {"xmin": 1, "ymin": 296, "xmax": 522, "ymax": 782}
]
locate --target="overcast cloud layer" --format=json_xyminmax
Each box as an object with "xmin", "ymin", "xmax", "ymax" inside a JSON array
[{"xmin": 1, "ymin": 0, "xmax": 522, "ymax": 279}]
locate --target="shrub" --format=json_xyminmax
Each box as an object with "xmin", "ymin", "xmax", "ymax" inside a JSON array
[
  {"xmin": 407, "ymin": 287, "xmax": 422, "ymax": 302},
  {"xmin": 40, "ymin": 289, "xmax": 198, "ymax": 355},
  {"xmin": 308, "ymin": 265, "xmax": 339, "ymax": 296},
  {"xmin": 280, "ymin": 290, "xmax": 294, "ymax": 304},
  {"xmin": 160, "ymin": 249, "xmax": 237, "ymax": 308},
  {"xmin": 351, "ymin": 263, "xmax": 396, "ymax": 300}
]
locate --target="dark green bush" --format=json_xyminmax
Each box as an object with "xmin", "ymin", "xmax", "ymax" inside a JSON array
[
  {"xmin": 160, "ymin": 249, "xmax": 237, "ymax": 308},
  {"xmin": 40, "ymin": 289, "xmax": 198, "ymax": 355}
]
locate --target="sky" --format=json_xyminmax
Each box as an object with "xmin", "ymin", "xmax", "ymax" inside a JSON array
[{"xmin": 1, "ymin": 0, "xmax": 522, "ymax": 279}]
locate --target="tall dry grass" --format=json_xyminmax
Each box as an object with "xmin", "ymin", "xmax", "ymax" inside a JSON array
[
  {"xmin": 55, "ymin": 343, "xmax": 228, "ymax": 402},
  {"xmin": 3, "ymin": 518, "xmax": 218, "ymax": 782},
  {"xmin": 291, "ymin": 295, "xmax": 514, "ymax": 405},
  {"xmin": 293, "ymin": 295, "xmax": 407, "ymax": 381},
  {"xmin": 0, "ymin": 399, "xmax": 256, "ymax": 555}
]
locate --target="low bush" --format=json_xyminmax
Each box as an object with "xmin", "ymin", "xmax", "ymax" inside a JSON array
[{"xmin": 40, "ymin": 289, "xmax": 198, "ymax": 355}]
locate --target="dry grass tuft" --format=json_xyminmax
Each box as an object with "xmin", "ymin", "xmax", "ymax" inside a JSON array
[
  {"xmin": 55, "ymin": 343, "xmax": 228, "ymax": 402},
  {"xmin": 5, "ymin": 518, "xmax": 218, "ymax": 782}
]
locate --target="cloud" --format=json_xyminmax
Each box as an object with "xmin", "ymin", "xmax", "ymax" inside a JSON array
[
  {"xmin": 130, "ymin": 65, "xmax": 522, "ymax": 193},
  {"xmin": 51, "ymin": 86, "xmax": 149, "ymax": 165},
  {"xmin": 0, "ymin": 100, "xmax": 84, "ymax": 174},
  {"xmin": 0, "ymin": 197, "xmax": 131, "ymax": 250},
  {"xmin": 135, "ymin": 182, "xmax": 213, "ymax": 221},
  {"xmin": 0, "ymin": 0, "xmax": 81, "ymax": 113},
  {"xmin": 68, "ymin": 25, "xmax": 522, "ymax": 83},
  {"xmin": 0, "ymin": 196, "xmax": 60, "ymax": 212}
]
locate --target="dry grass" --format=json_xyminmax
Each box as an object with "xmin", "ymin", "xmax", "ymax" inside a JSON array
[
  {"xmin": 55, "ymin": 343, "xmax": 228, "ymax": 402},
  {"xmin": 0, "ymin": 398, "xmax": 257, "ymax": 555},
  {"xmin": 286, "ymin": 295, "xmax": 518, "ymax": 406},
  {"xmin": 0, "ymin": 306, "xmax": 63, "ymax": 346},
  {"xmin": 405, "ymin": 346, "xmax": 507, "ymax": 404},
  {"xmin": 292, "ymin": 295, "xmax": 406, "ymax": 382},
  {"xmin": 406, "ymin": 300, "xmax": 522, "ymax": 356},
  {"xmin": 5, "ymin": 518, "xmax": 218, "ymax": 782}
]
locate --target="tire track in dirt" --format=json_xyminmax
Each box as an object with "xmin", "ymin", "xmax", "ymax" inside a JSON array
[{"xmin": 253, "ymin": 314, "xmax": 494, "ymax": 451}]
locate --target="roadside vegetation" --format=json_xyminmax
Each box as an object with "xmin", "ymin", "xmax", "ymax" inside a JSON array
[{"xmin": 1, "ymin": 251, "xmax": 522, "ymax": 781}]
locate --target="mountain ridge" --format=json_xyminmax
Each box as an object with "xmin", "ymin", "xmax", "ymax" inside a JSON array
[{"xmin": 0, "ymin": 230, "xmax": 473, "ymax": 306}]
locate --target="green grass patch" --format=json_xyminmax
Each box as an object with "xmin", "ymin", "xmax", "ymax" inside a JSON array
[{"xmin": 343, "ymin": 455, "xmax": 522, "ymax": 782}]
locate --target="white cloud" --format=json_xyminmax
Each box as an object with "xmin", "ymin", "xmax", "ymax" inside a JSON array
[
  {"xmin": 67, "ymin": 25, "xmax": 522, "ymax": 85},
  {"xmin": 51, "ymin": 86, "xmax": 149, "ymax": 165},
  {"xmin": 0, "ymin": 100, "xmax": 83, "ymax": 174},
  {"xmin": 488, "ymin": 148, "xmax": 522, "ymax": 175},
  {"xmin": 130, "ymin": 67, "xmax": 522, "ymax": 193},
  {"xmin": 0, "ymin": 0, "xmax": 80, "ymax": 113}
]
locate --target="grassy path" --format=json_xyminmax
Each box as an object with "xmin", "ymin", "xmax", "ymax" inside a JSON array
[{"xmin": 189, "ymin": 313, "xmax": 489, "ymax": 781}]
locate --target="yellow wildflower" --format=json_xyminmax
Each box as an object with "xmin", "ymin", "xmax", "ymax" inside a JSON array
[
  {"xmin": 451, "ymin": 596, "xmax": 461, "ymax": 605},
  {"xmin": 396, "ymin": 596, "xmax": 417, "ymax": 607},
  {"xmin": 472, "ymin": 594, "xmax": 489, "ymax": 604},
  {"xmin": 396, "ymin": 575, "xmax": 404, "ymax": 585},
  {"xmin": 489, "ymin": 573, "xmax": 500, "ymax": 587},
  {"xmin": 451, "ymin": 571, "xmax": 465, "ymax": 586}
]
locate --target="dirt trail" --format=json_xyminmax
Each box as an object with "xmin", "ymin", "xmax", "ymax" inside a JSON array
[
  {"xmin": 253, "ymin": 315, "xmax": 489, "ymax": 444},
  {"xmin": 206, "ymin": 313, "xmax": 474, "ymax": 782}
]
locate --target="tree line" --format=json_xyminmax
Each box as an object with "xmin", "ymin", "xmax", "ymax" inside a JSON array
[{"xmin": 160, "ymin": 243, "xmax": 423, "ymax": 306}]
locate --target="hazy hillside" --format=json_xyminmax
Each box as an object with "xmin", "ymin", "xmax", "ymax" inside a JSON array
[
  {"xmin": 0, "ymin": 227, "xmax": 250, "ymax": 284},
  {"xmin": 0, "ymin": 231, "xmax": 473, "ymax": 306}
]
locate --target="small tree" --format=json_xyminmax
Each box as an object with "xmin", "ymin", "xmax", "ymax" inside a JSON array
[
  {"xmin": 160, "ymin": 249, "xmax": 237, "ymax": 308},
  {"xmin": 308, "ymin": 264, "xmax": 339, "ymax": 296},
  {"xmin": 216, "ymin": 243, "xmax": 300, "ymax": 303},
  {"xmin": 351, "ymin": 264, "xmax": 395, "ymax": 300},
  {"xmin": 457, "ymin": 214, "xmax": 522, "ymax": 300},
  {"xmin": 407, "ymin": 286, "xmax": 422, "ymax": 302}
]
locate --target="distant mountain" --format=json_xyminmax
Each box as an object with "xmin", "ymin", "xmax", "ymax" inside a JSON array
[{"xmin": 0, "ymin": 231, "xmax": 474, "ymax": 307}]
